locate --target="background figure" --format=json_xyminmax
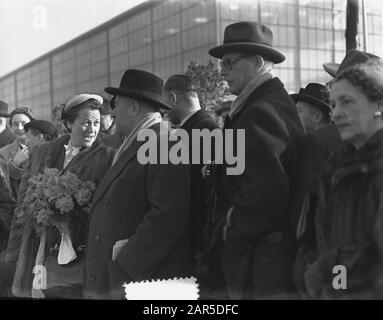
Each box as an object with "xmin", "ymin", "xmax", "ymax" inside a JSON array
[
  {"xmin": 212, "ymin": 101, "xmax": 231, "ymax": 129},
  {"xmin": 0, "ymin": 107, "xmax": 34, "ymax": 196},
  {"xmin": 52, "ymin": 104, "xmax": 69, "ymax": 137},
  {"xmin": 0, "ymin": 101, "xmax": 16, "ymax": 149},
  {"xmin": 0, "ymin": 157, "xmax": 16, "ymax": 298},
  {"xmin": 205, "ymin": 22, "xmax": 305, "ymax": 299},
  {"xmin": 10, "ymin": 94, "xmax": 113, "ymax": 299},
  {"xmin": 290, "ymin": 84, "xmax": 341, "ymax": 295},
  {"xmin": 163, "ymin": 74, "xmax": 219, "ymax": 281},
  {"xmin": 292, "ymin": 83, "xmax": 334, "ymax": 134},
  {"xmin": 305, "ymin": 59, "xmax": 383, "ymax": 299},
  {"xmin": 99, "ymin": 98, "xmax": 117, "ymax": 139},
  {"xmin": 84, "ymin": 70, "xmax": 192, "ymax": 299},
  {"xmin": 7, "ymin": 120, "xmax": 59, "ymax": 201}
]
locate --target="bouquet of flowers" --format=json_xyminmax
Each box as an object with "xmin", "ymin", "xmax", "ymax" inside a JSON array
[{"xmin": 19, "ymin": 167, "xmax": 96, "ymax": 264}]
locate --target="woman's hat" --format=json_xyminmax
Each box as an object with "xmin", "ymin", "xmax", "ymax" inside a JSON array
[
  {"xmin": 105, "ymin": 69, "xmax": 172, "ymax": 110},
  {"xmin": 208, "ymin": 21, "xmax": 285, "ymax": 64},
  {"xmin": 25, "ymin": 120, "xmax": 58, "ymax": 139},
  {"xmin": 0, "ymin": 100, "xmax": 10, "ymax": 117},
  {"xmin": 323, "ymin": 49, "xmax": 379, "ymax": 77},
  {"xmin": 290, "ymin": 83, "xmax": 332, "ymax": 115},
  {"xmin": 63, "ymin": 93, "xmax": 103, "ymax": 114}
]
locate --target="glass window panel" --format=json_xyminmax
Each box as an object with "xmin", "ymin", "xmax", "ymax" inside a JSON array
[
  {"xmin": 109, "ymin": 21, "xmax": 128, "ymax": 41},
  {"xmin": 182, "ymin": 22, "xmax": 215, "ymax": 51},
  {"xmin": 182, "ymin": 2, "xmax": 214, "ymax": 30},
  {"xmin": 76, "ymin": 39, "xmax": 91, "ymax": 55},
  {"xmin": 153, "ymin": 15, "xmax": 181, "ymax": 41},
  {"xmin": 91, "ymin": 32, "xmax": 107, "ymax": 48},
  {"xmin": 153, "ymin": 1, "xmax": 180, "ymax": 22},
  {"xmin": 77, "ymin": 52, "xmax": 91, "ymax": 68},
  {"xmin": 91, "ymin": 60, "xmax": 108, "ymax": 78},
  {"xmin": 129, "ymin": 45, "xmax": 152, "ymax": 66},
  {"xmin": 155, "ymin": 54, "xmax": 182, "ymax": 79},
  {"xmin": 128, "ymin": 11, "xmax": 151, "ymax": 32},
  {"xmin": 129, "ymin": 26, "xmax": 151, "ymax": 50},
  {"xmin": 91, "ymin": 45, "xmax": 107, "ymax": 63}
]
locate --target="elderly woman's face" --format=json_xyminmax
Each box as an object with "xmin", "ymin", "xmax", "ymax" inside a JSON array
[
  {"xmin": 11, "ymin": 113, "xmax": 31, "ymax": 143},
  {"xmin": 330, "ymin": 79, "xmax": 382, "ymax": 147},
  {"xmin": 68, "ymin": 107, "xmax": 100, "ymax": 148}
]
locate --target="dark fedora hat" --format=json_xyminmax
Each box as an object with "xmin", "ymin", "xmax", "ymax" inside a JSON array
[
  {"xmin": 291, "ymin": 83, "xmax": 332, "ymax": 115},
  {"xmin": 105, "ymin": 69, "xmax": 171, "ymax": 110},
  {"xmin": 323, "ymin": 49, "xmax": 380, "ymax": 77},
  {"xmin": 209, "ymin": 21, "xmax": 285, "ymax": 64},
  {"xmin": 25, "ymin": 120, "xmax": 59, "ymax": 139},
  {"xmin": 0, "ymin": 100, "xmax": 10, "ymax": 117}
]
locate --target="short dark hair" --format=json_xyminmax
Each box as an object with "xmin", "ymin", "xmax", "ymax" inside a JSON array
[
  {"xmin": 61, "ymin": 99, "xmax": 101, "ymax": 132},
  {"xmin": 10, "ymin": 107, "xmax": 35, "ymax": 124},
  {"xmin": 164, "ymin": 75, "xmax": 198, "ymax": 95}
]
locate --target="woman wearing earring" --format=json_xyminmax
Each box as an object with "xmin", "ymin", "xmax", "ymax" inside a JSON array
[{"xmin": 304, "ymin": 59, "xmax": 383, "ymax": 299}]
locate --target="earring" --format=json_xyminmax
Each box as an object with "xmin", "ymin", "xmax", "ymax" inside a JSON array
[{"xmin": 374, "ymin": 111, "xmax": 382, "ymax": 118}]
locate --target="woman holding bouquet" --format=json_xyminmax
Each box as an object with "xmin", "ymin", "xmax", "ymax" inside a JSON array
[{"xmin": 10, "ymin": 93, "xmax": 114, "ymax": 299}]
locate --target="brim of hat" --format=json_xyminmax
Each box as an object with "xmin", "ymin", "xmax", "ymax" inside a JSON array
[
  {"xmin": 0, "ymin": 113, "xmax": 10, "ymax": 118},
  {"xmin": 104, "ymin": 87, "xmax": 172, "ymax": 110},
  {"xmin": 208, "ymin": 43, "xmax": 285, "ymax": 64},
  {"xmin": 290, "ymin": 93, "xmax": 332, "ymax": 113},
  {"xmin": 323, "ymin": 63, "xmax": 339, "ymax": 78}
]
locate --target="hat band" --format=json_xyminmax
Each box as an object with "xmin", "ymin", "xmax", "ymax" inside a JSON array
[{"xmin": 224, "ymin": 39, "xmax": 271, "ymax": 46}]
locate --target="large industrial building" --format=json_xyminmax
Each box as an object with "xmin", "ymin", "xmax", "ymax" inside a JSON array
[{"xmin": 0, "ymin": 0, "xmax": 382, "ymax": 119}]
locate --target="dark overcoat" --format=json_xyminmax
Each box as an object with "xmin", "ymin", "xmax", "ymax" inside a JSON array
[
  {"xmin": 83, "ymin": 122, "xmax": 192, "ymax": 299},
  {"xmin": 292, "ymin": 124, "xmax": 342, "ymax": 291},
  {"xmin": 305, "ymin": 128, "xmax": 383, "ymax": 299},
  {"xmin": 210, "ymin": 78, "xmax": 305, "ymax": 299},
  {"xmin": 180, "ymin": 109, "xmax": 219, "ymax": 267}
]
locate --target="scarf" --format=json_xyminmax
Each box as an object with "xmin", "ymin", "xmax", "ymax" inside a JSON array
[
  {"xmin": 112, "ymin": 112, "xmax": 162, "ymax": 166},
  {"xmin": 229, "ymin": 70, "xmax": 273, "ymax": 119}
]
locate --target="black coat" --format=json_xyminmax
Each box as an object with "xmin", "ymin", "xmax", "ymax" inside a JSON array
[
  {"xmin": 209, "ymin": 78, "xmax": 305, "ymax": 299},
  {"xmin": 0, "ymin": 127, "xmax": 15, "ymax": 149},
  {"xmin": 83, "ymin": 122, "xmax": 192, "ymax": 299},
  {"xmin": 180, "ymin": 110, "xmax": 219, "ymax": 266},
  {"xmin": 292, "ymin": 124, "xmax": 342, "ymax": 292}
]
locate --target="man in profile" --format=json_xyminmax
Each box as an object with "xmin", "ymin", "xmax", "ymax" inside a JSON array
[{"xmin": 163, "ymin": 74, "xmax": 218, "ymax": 275}]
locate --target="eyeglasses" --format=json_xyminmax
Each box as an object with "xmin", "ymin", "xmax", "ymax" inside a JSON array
[{"xmin": 220, "ymin": 55, "xmax": 248, "ymax": 71}]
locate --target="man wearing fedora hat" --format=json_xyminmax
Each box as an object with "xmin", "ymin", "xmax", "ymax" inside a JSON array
[
  {"xmin": 290, "ymin": 84, "xmax": 342, "ymax": 294},
  {"xmin": 83, "ymin": 69, "xmax": 192, "ymax": 299},
  {"xmin": 0, "ymin": 100, "xmax": 15, "ymax": 149},
  {"xmin": 291, "ymin": 83, "xmax": 334, "ymax": 134},
  {"xmin": 205, "ymin": 21, "xmax": 305, "ymax": 299}
]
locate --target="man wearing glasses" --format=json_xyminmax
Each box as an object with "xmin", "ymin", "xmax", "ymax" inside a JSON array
[{"xmin": 204, "ymin": 22, "xmax": 305, "ymax": 299}]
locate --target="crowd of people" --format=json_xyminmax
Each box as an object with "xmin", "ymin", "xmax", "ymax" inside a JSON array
[{"xmin": 0, "ymin": 20, "xmax": 382, "ymax": 300}]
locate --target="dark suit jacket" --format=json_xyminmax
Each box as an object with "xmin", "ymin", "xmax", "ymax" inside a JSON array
[
  {"xmin": 101, "ymin": 132, "xmax": 124, "ymax": 151},
  {"xmin": 180, "ymin": 110, "xmax": 218, "ymax": 266},
  {"xmin": 212, "ymin": 78, "xmax": 305, "ymax": 299},
  {"xmin": 83, "ymin": 122, "xmax": 192, "ymax": 299}
]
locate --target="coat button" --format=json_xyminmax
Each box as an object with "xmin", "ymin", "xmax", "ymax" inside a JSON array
[
  {"xmin": 94, "ymin": 235, "xmax": 101, "ymax": 243},
  {"xmin": 90, "ymin": 273, "xmax": 96, "ymax": 281}
]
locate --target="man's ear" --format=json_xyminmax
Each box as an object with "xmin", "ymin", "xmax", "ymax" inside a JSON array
[
  {"xmin": 164, "ymin": 90, "xmax": 177, "ymax": 107},
  {"xmin": 253, "ymin": 55, "xmax": 265, "ymax": 73},
  {"xmin": 130, "ymin": 99, "xmax": 141, "ymax": 116},
  {"xmin": 312, "ymin": 110, "xmax": 323, "ymax": 123}
]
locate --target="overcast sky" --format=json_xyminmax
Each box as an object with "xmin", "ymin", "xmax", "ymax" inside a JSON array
[{"xmin": 0, "ymin": 0, "xmax": 146, "ymax": 77}]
